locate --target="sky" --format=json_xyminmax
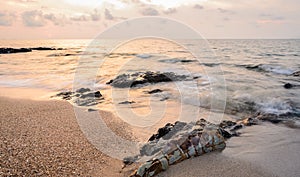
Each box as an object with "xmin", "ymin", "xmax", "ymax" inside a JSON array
[{"xmin": 0, "ymin": 0, "xmax": 299, "ymax": 39}]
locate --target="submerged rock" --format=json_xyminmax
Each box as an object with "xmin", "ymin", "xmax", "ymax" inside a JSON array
[{"xmin": 107, "ymin": 71, "xmax": 190, "ymax": 88}]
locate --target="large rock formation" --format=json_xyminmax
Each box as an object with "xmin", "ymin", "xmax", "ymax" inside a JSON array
[{"xmin": 107, "ymin": 71, "xmax": 191, "ymax": 88}]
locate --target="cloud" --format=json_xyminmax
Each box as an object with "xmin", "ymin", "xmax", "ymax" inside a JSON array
[
  {"xmin": 141, "ymin": 7, "xmax": 159, "ymax": 16},
  {"xmin": 70, "ymin": 14, "xmax": 89, "ymax": 22},
  {"xmin": 163, "ymin": 8, "xmax": 177, "ymax": 14},
  {"xmin": 105, "ymin": 9, "xmax": 114, "ymax": 20},
  {"xmin": 90, "ymin": 9, "xmax": 101, "ymax": 21},
  {"xmin": 0, "ymin": 11, "xmax": 16, "ymax": 26},
  {"xmin": 22, "ymin": 10, "xmax": 46, "ymax": 27},
  {"xmin": 11, "ymin": 0, "xmax": 37, "ymax": 3},
  {"xmin": 44, "ymin": 13, "xmax": 69, "ymax": 26},
  {"xmin": 194, "ymin": 4, "xmax": 204, "ymax": 9},
  {"xmin": 223, "ymin": 17, "xmax": 230, "ymax": 21}
]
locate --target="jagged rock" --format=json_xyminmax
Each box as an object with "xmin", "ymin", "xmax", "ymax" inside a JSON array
[
  {"xmin": 54, "ymin": 88, "xmax": 103, "ymax": 107},
  {"xmin": 130, "ymin": 119, "xmax": 227, "ymax": 177},
  {"xmin": 148, "ymin": 123, "xmax": 174, "ymax": 141},
  {"xmin": 107, "ymin": 71, "xmax": 189, "ymax": 88}
]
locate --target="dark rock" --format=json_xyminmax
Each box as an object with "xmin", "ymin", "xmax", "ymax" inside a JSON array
[
  {"xmin": 31, "ymin": 47, "xmax": 57, "ymax": 51},
  {"xmin": 94, "ymin": 91, "xmax": 102, "ymax": 98},
  {"xmin": 0, "ymin": 48, "xmax": 32, "ymax": 54},
  {"xmin": 147, "ymin": 89, "xmax": 163, "ymax": 94},
  {"xmin": 291, "ymin": 71, "xmax": 300, "ymax": 77},
  {"xmin": 56, "ymin": 91, "xmax": 73, "ymax": 97},
  {"xmin": 284, "ymin": 83, "xmax": 293, "ymax": 89},
  {"xmin": 160, "ymin": 97, "xmax": 169, "ymax": 101},
  {"xmin": 107, "ymin": 71, "xmax": 189, "ymax": 88},
  {"xmin": 119, "ymin": 101, "xmax": 135, "ymax": 104},
  {"xmin": 54, "ymin": 88, "xmax": 103, "ymax": 108},
  {"xmin": 219, "ymin": 120, "xmax": 236, "ymax": 129},
  {"xmin": 148, "ymin": 123, "xmax": 174, "ymax": 141},
  {"xmin": 106, "ymin": 80, "xmax": 113, "ymax": 84},
  {"xmin": 76, "ymin": 88, "xmax": 91, "ymax": 93},
  {"xmin": 159, "ymin": 58, "xmax": 196, "ymax": 63},
  {"xmin": 218, "ymin": 128, "xmax": 232, "ymax": 139},
  {"xmin": 230, "ymin": 124, "xmax": 243, "ymax": 131},
  {"xmin": 123, "ymin": 156, "xmax": 138, "ymax": 165},
  {"xmin": 0, "ymin": 47, "xmax": 63, "ymax": 54},
  {"xmin": 88, "ymin": 108, "xmax": 97, "ymax": 112}
]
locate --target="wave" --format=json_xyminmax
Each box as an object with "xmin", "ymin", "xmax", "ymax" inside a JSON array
[{"xmin": 239, "ymin": 64, "xmax": 294, "ymax": 75}]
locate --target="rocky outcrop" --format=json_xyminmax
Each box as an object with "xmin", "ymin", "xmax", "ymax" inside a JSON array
[
  {"xmin": 129, "ymin": 119, "xmax": 227, "ymax": 177},
  {"xmin": 107, "ymin": 71, "xmax": 190, "ymax": 88},
  {"xmin": 53, "ymin": 88, "xmax": 103, "ymax": 107},
  {"xmin": 0, "ymin": 47, "xmax": 62, "ymax": 54},
  {"xmin": 0, "ymin": 48, "xmax": 32, "ymax": 54},
  {"xmin": 128, "ymin": 110, "xmax": 299, "ymax": 177}
]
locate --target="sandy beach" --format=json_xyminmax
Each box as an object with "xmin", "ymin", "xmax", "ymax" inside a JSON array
[{"xmin": 1, "ymin": 93, "xmax": 299, "ymax": 176}]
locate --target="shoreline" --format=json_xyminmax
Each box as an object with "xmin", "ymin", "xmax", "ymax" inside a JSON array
[{"xmin": 1, "ymin": 86, "xmax": 300, "ymax": 176}]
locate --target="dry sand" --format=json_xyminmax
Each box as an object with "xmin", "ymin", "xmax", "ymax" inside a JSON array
[
  {"xmin": 1, "ymin": 94, "xmax": 299, "ymax": 176},
  {"xmin": 0, "ymin": 96, "xmax": 138, "ymax": 176}
]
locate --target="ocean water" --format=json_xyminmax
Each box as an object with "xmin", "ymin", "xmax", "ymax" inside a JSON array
[{"xmin": 0, "ymin": 39, "xmax": 300, "ymax": 129}]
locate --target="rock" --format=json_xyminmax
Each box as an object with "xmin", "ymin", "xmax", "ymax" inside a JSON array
[
  {"xmin": 107, "ymin": 71, "xmax": 189, "ymax": 88},
  {"xmin": 219, "ymin": 120, "xmax": 236, "ymax": 129},
  {"xmin": 291, "ymin": 71, "xmax": 300, "ymax": 77},
  {"xmin": 230, "ymin": 124, "xmax": 243, "ymax": 131},
  {"xmin": 0, "ymin": 48, "xmax": 32, "ymax": 54},
  {"xmin": 130, "ymin": 119, "xmax": 226, "ymax": 177},
  {"xmin": 284, "ymin": 83, "xmax": 293, "ymax": 89},
  {"xmin": 148, "ymin": 123, "xmax": 174, "ymax": 141},
  {"xmin": 76, "ymin": 88, "xmax": 91, "ymax": 93},
  {"xmin": 119, "ymin": 101, "xmax": 135, "ymax": 104},
  {"xmin": 0, "ymin": 47, "xmax": 62, "ymax": 54},
  {"xmin": 31, "ymin": 47, "xmax": 57, "ymax": 51},
  {"xmin": 87, "ymin": 108, "xmax": 97, "ymax": 112},
  {"xmin": 147, "ymin": 89, "xmax": 163, "ymax": 94},
  {"xmin": 54, "ymin": 88, "xmax": 103, "ymax": 107},
  {"xmin": 94, "ymin": 91, "xmax": 102, "ymax": 98}
]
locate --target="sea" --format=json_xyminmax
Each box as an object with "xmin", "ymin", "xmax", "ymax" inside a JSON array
[{"xmin": 0, "ymin": 39, "xmax": 300, "ymax": 131}]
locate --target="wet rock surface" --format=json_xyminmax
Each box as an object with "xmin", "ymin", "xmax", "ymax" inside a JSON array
[
  {"xmin": 119, "ymin": 101, "xmax": 135, "ymax": 105},
  {"xmin": 128, "ymin": 111, "xmax": 300, "ymax": 176},
  {"xmin": 0, "ymin": 47, "xmax": 62, "ymax": 54},
  {"xmin": 53, "ymin": 88, "xmax": 103, "ymax": 107},
  {"xmin": 129, "ymin": 119, "xmax": 227, "ymax": 177},
  {"xmin": 147, "ymin": 89, "xmax": 163, "ymax": 94},
  {"xmin": 107, "ymin": 71, "xmax": 191, "ymax": 88},
  {"xmin": 291, "ymin": 71, "xmax": 300, "ymax": 77}
]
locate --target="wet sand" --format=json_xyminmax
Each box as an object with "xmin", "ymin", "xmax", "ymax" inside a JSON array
[{"xmin": 1, "ymin": 94, "xmax": 299, "ymax": 176}]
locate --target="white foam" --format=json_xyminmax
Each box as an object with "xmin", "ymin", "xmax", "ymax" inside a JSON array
[{"xmin": 260, "ymin": 65, "xmax": 294, "ymax": 75}]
